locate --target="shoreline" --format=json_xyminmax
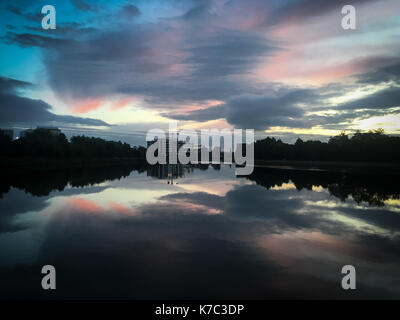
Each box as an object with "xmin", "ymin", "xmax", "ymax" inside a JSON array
[
  {"xmin": 1, "ymin": 156, "xmax": 400, "ymax": 175},
  {"xmin": 0, "ymin": 156, "xmax": 147, "ymax": 175}
]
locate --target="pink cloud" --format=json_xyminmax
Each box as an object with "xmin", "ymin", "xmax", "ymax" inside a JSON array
[
  {"xmin": 110, "ymin": 97, "xmax": 141, "ymax": 111},
  {"xmin": 73, "ymin": 99, "xmax": 103, "ymax": 114},
  {"xmin": 257, "ymin": 41, "xmax": 398, "ymax": 85},
  {"xmin": 68, "ymin": 197, "xmax": 103, "ymax": 213},
  {"xmin": 109, "ymin": 202, "xmax": 131, "ymax": 215}
]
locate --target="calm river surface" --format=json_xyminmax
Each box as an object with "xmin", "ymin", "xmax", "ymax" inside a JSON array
[{"xmin": 0, "ymin": 164, "xmax": 399, "ymax": 299}]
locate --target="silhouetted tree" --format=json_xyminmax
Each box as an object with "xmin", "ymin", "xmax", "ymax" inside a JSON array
[
  {"xmin": 0, "ymin": 130, "xmax": 12, "ymax": 155},
  {"xmin": 254, "ymin": 129, "xmax": 400, "ymax": 162},
  {"xmin": 6, "ymin": 128, "xmax": 147, "ymax": 159},
  {"xmin": 13, "ymin": 128, "xmax": 69, "ymax": 157}
]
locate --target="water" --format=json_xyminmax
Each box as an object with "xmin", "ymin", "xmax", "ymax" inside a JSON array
[{"xmin": 0, "ymin": 164, "xmax": 399, "ymax": 299}]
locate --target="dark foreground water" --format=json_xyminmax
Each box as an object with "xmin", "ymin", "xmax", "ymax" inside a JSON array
[{"xmin": 0, "ymin": 164, "xmax": 399, "ymax": 299}]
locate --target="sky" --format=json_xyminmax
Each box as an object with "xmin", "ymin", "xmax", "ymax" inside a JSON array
[{"xmin": 0, "ymin": 0, "xmax": 400, "ymax": 145}]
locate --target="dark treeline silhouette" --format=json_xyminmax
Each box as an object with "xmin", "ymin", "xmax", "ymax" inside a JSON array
[
  {"xmin": 246, "ymin": 166, "xmax": 400, "ymax": 206},
  {"xmin": 2, "ymin": 128, "xmax": 400, "ymax": 162},
  {"xmin": 0, "ymin": 128, "xmax": 146, "ymax": 158},
  {"xmin": 254, "ymin": 129, "xmax": 400, "ymax": 162}
]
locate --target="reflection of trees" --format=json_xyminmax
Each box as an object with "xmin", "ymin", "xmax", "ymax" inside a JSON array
[
  {"xmin": 147, "ymin": 164, "xmax": 185, "ymax": 180},
  {"xmin": 0, "ymin": 164, "xmax": 147, "ymax": 197},
  {"xmin": 146, "ymin": 164, "xmax": 215, "ymax": 180},
  {"xmin": 247, "ymin": 167, "xmax": 400, "ymax": 206}
]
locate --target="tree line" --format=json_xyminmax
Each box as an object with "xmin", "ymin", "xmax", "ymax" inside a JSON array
[
  {"xmin": 1, "ymin": 127, "xmax": 399, "ymax": 162},
  {"xmin": 254, "ymin": 129, "xmax": 400, "ymax": 162},
  {"xmin": 0, "ymin": 128, "xmax": 146, "ymax": 158}
]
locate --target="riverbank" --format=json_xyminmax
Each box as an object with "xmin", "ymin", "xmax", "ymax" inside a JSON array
[
  {"xmin": 1, "ymin": 156, "xmax": 400, "ymax": 176},
  {"xmin": 0, "ymin": 156, "xmax": 147, "ymax": 174}
]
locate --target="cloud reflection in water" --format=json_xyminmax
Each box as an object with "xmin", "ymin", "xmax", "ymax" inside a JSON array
[{"xmin": 0, "ymin": 164, "xmax": 399, "ymax": 299}]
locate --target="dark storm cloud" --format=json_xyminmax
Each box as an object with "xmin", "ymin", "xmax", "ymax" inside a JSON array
[
  {"xmin": 120, "ymin": 4, "xmax": 141, "ymax": 18},
  {"xmin": 202, "ymin": 0, "xmax": 378, "ymax": 29},
  {"xmin": 357, "ymin": 60, "xmax": 400, "ymax": 84},
  {"xmin": 159, "ymin": 192, "xmax": 225, "ymax": 211},
  {"xmin": 323, "ymin": 59, "xmax": 400, "ymax": 114},
  {"xmin": 7, "ymin": 5, "xmax": 23, "ymax": 16},
  {"xmin": 23, "ymin": 12, "xmax": 43, "ymax": 23},
  {"xmin": 24, "ymin": 22, "xmax": 97, "ymax": 37},
  {"xmin": 225, "ymin": 184, "xmax": 324, "ymax": 231},
  {"xmin": 72, "ymin": 0, "xmax": 98, "ymax": 12},
  {"xmin": 8, "ymin": 205, "xmax": 282, "ymax": 299},
  {"xmin": 317, "ymin": 109, "xmax": 389, "ymax": 126},
  {"xmin": 184, "ymin": 30, "xmax": 278, "ymax": 77},
  {"xmin": 7, "ymin": 3, "xmax": 45, "ymax": 23},
  {"xmin": 2, "ymin": 172, "xmax": 400, "ymax": 298},
  {"xmin": 337, "ymin": 206, "xmax": 400, "ymax": 233},
  {"xmin": 30, "ymin": 28, "xmax": 175, "ymax": 97},
  {"xmin": 270, "ymin": 0, "xmax": 377, "ymax": 25},
  {"xmin": 36, "ymin": 26, "xmax": 272, "ymax": 103},
  {"xmin": 337, "ymin": 86, "xmax": 400, "ymax": 110},
  {"xmin": 182, "ymin": 2, "xmax": 210, "ymax": 20},
  {"xmin": 7, "ymin": 20, "xmax": 397, "ymax": 130},
  {"xmin": 224, "ymin": 90, "xmax": 313, "ymax": 130},
  {"xmin": 3, "ymin": 0, "xmax": 398, "ymax": 131},
  {"xmin": 3, "ymin": 32, "xmax": 76, "ymax": 49},
  {"xmin": 161, "ymin": 105, "xmax": 227, "ymax": 121},
  {"xmin": 161, "ymin": 88, "xmax": 326, "ymax": 129},
  {"xmin": 120, "ymin": 78, "xmax": 253, "ymax": 107},
  {"xmin": 149, "ymin": 182, "xmax": 348, "ymax": 235},
  {"xmin": 0, "ymin": 189, "xmax": 49, "ymax": 233},
  {"xmin": 0, "ymin": 76, "xmax": 32, "ymax": 94},
  {"xmin": 0, "ymin": 77, "xmax": 109, "ymax": 127},
  {"xmin": 2, "ymin": 1, "xmax": 279, "ymax": 104},
  {"xmin": 0, "ymin": 93, "xmax": 110, "ymax": 127}
]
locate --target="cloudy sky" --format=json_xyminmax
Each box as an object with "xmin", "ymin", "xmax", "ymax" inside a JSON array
[{"xmin": 1, "ymin": 0, "xmax": 400, "ymax": 145}]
